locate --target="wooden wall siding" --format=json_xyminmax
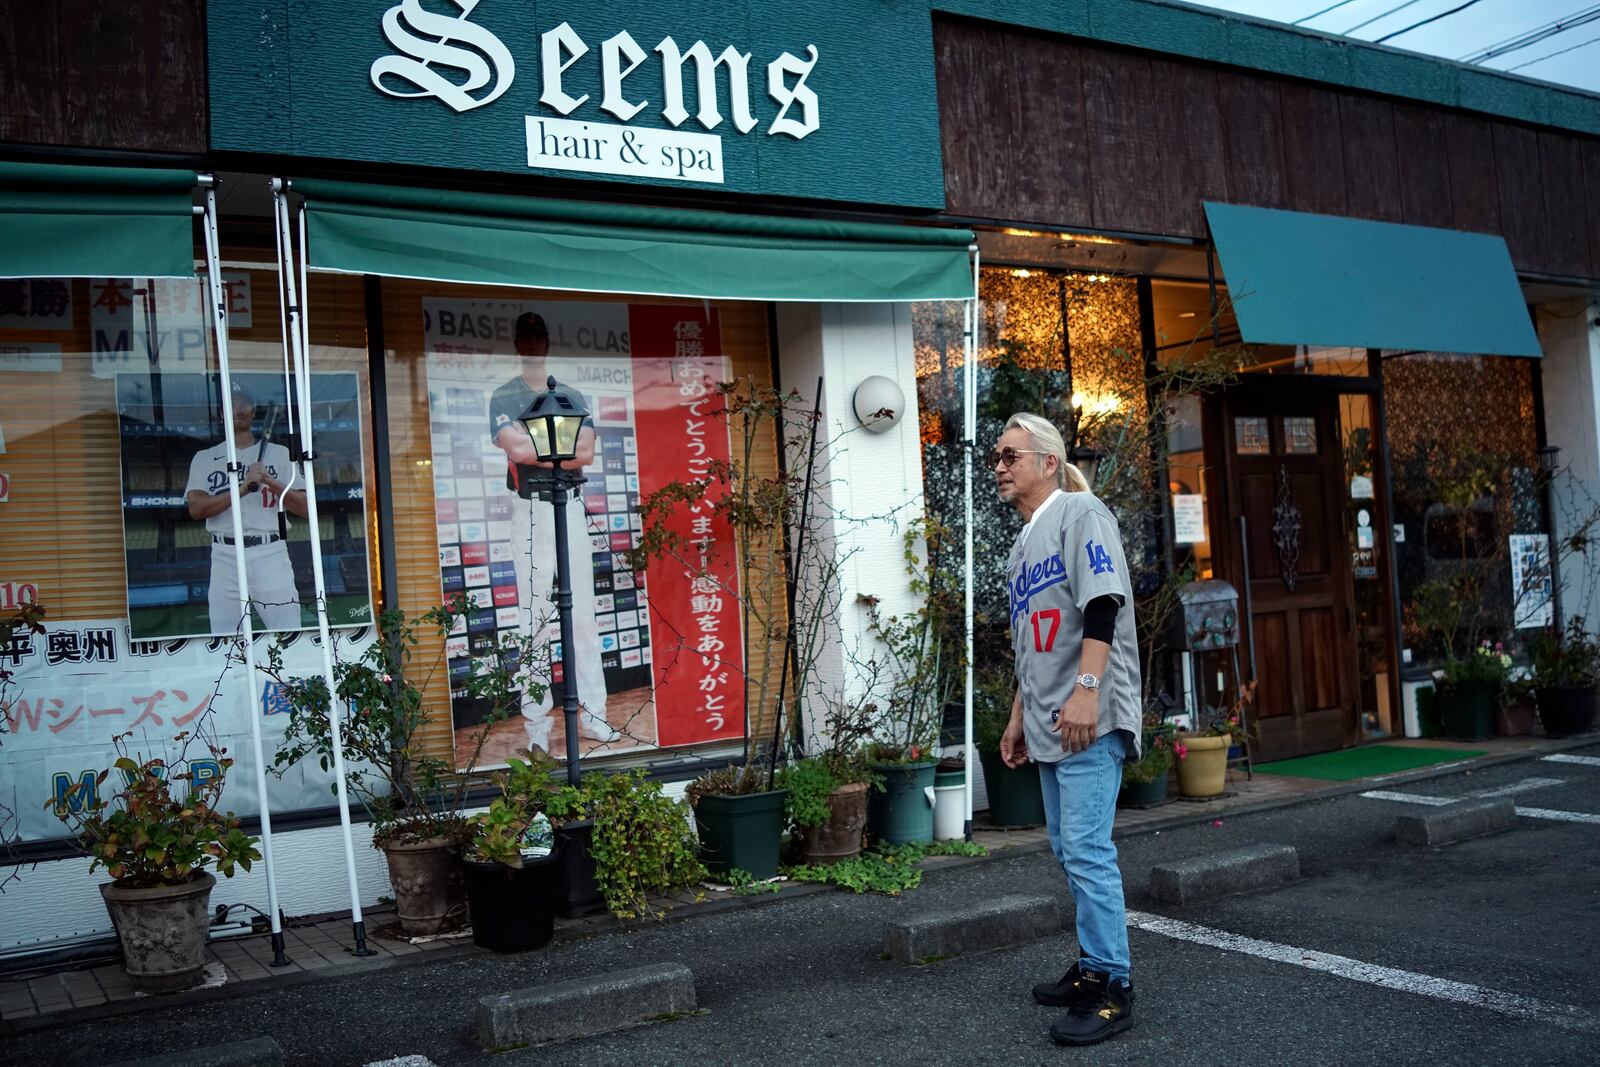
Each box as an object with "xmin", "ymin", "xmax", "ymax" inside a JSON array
[
  {"xmin": 1338, "ymin": 94, "xmax": 1403, "ymax": 223},
  {"xmin": 0, "ymin": 0, "xmax": 206, "ymax": 153},
  {"xmin": 1279, "ymin": 85, "xmax": 1348, "ymax": 218},
  {"xmin": 1538, "ymin": 133, "xmax": 1593, "ymax": 281},
  {"xmin": 1216, "ymin": 73, "xmax": 1290, "ymax": 211},
  {"xmin": 935, "ymin": 17, "xmax": 1600, "ymax": 284},
  {"xmin": 1149, "ymin": 59, "xmax": 1229, "ymax": 237},
  {"xmin": 1392, "ymin": 104, "xmax": 1453, "ymax": 230},
  {"xmin": 1081, "ymin": 48, "xmax": 1166, "ymax": 235}
]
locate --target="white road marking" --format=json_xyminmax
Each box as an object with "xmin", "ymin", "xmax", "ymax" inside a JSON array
[
  {"xmin": 1125, "ymin": 911, "xmax": 1600, "ymax": 1034},
  {"xmin": 1469, "ymin": 776, "xmax": 1566, "ymax": 798},
  {"xmin": 1359, "ymin": 790, "xmax": 1452, "ymax": 806},
  {"xmin": 1542, "ymin": 753, "xmax": 1600, "ymax": 767},
  {"xmin": 1362, "ymin": 785, "xmax": 1598, "ymax": 825},
  {"xmin": 1514, "ymin": 806, "xmax": 1600, "ymax": 825},
  {"xmin": 364, "ymin": 1058, "xmax": 438, "ymax": 1067}
]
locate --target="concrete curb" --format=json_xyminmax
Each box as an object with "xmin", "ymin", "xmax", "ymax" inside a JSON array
[
  {"xmin": 883, "ymin": 893, "xmax": 1061, "ymax": 964},
  {"xmin": 109, "ymin": 1036, "xmax": 283, "ymax": 1066},
  {"xmin": 1148, "ymin": 843, "xmax": 1300, "ymax": 904},
  {"xmin": 473, "ymin": 962, "xmax": 697, "ymax": 1051},
  {"xmin": 1394, "ymin": 797, "xmax": 1518, "ymax": 846}
]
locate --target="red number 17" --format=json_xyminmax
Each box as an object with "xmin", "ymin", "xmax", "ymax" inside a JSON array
[{"xmin": 1031, "ymin": 608, "xmax": 1061, "ymax": 653}]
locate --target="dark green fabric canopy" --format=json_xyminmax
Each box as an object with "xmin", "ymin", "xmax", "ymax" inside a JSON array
[
  {"xmin": 0, "ymin": 163, "xmax": 198, "ymax": 278},
  {"xmin": 295, "ymin": 179, "xmax": 975, "ymax": 302},
  {"xmin": 1204, "ymin": 201, "xmax": 1541, "ymax": 358}
]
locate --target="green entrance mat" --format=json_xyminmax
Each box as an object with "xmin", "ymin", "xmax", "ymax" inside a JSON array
[{"xmin": 1254, "ymin": 744, "xmax": 1486, "ymax": 782}]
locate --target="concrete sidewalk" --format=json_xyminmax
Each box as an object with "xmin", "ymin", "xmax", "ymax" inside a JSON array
[{"xmin": 3, "ymin": 731, "xmax": 1590, "ymax": 1027}]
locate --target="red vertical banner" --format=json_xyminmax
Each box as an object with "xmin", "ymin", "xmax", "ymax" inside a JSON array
[{"xmin": 630, "ymin": 305, "xmax": 744, "ymax": 748}]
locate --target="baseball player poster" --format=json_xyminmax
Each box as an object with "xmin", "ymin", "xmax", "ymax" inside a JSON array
[
  {"xmin": 422, "ymin": 297, "xmax": 745, "ymax": 768},
  {"xmin": 114, "ymin": 370, "xmax": 373, "ymax": 641}
]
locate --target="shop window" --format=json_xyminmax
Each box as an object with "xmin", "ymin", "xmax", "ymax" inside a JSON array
[
  {"xmin": 1150, "ymin": 280, "xmax": 1370, "ymax": 377},
  {"xmin": 1385, "ymin": 352, "xmax": 1543, "ymax": 666},
  {"xmin": 374, "ymin": 279, "xmax": 776, "ymax": 772},
  {"xmin": 913, "ymin": 266, "xmax": 1143, "ymax": 660},
  {"xmin": 0, "ymin": 262, "xmax": 374, "ymax": 845}
]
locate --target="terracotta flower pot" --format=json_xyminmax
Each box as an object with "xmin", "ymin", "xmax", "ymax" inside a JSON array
[
  {"xmin": 1176, "ymin": 734, "xmax": 1229, "ymax": 797},
  {"xmin": 796, "ymin": 781, "xmax": 869, "ymax": 865},
  {"xmin": 383, "ymin": 837, "xmax": 467, "ymax": 936},
  {"xmin": 100, "ymin": 871, "xmax": 215, "ymax": 993}
]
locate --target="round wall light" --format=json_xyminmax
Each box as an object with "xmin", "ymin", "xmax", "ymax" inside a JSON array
[{"xmin": 852, "ymin": 375, "xmax": 905, "ymax": 433}]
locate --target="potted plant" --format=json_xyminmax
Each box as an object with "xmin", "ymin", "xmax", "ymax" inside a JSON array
[
  {"xmin": 686, "ymin": 762, "xmax": 788, "ymax": 881},
  {"xmin": 972, "ymin": 664, "xmax": 1045, "ymax": 826},
  {"xmin": 1178, "ymin": 681, "xmax": 1253, "ymax": 798},
  {"xmin": 55, "ymin": 731, "xmax": 261, "ymax": 992},
  {"xmin": 1438, "ymin": 640, "xmax": 1511, "ymax": 741},
  {"xmin": 1527, "ymin": 619, "xmax": 1600, "ymax": 737},
  {"xmin": 1120, "ymin": 728, "xmax": 1183, "ymax": 808},
  {"xmin": 778, "ymin": 753, "xmax": 875, "ymax": 865},
  {"xmin": 267, "ymin": 597, "xmax": 537, "ymax": 937},
  {"xmin": 461, "ymin": 753, "xmax": 562, "ymax": 951},
  {"xmin": 547, "ymin": 770, "xmax": 704, "ymax": 920}
]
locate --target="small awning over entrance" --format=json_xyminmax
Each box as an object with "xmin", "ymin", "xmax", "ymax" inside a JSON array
[
  {"xmin": 294, "ymin": 179, "xmax": 975, "ymax": 303},
  {"xmin": 0, "ymin": 162, "xmax": 199, "ymax": 279},
  {"xmin": 1202, "ymin": 201, "xmax": 1542, "ymax": 358}
]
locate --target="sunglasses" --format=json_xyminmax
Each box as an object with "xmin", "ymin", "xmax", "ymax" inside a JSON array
[{"xmin": 986, "ymin": 447, "xmax": 1047, "ymax": 468}]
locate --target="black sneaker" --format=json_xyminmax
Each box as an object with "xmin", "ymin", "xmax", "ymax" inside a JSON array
[
  {"xmin": 1032, "ymin": 960, "xmax": 1135, "ymax": 1008},
  {"xmin": 1048, "ymin": 970, "xmax": 1133, "ymax": 1047}
]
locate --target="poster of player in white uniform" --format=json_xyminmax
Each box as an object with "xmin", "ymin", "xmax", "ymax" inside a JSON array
[{"xmin": 115, "ymin": 370, "xmax": 373, "ymax": 640}]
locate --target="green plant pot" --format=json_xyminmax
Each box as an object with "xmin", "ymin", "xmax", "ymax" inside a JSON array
[
  {"xmin": 1535, "ymin": 683, "xmax": 1598, "ymax": 737},
  {"xmin": 1440, "ymin": 681, "xmax": 1499, "ymax": 741},
  {"xmin": 866, "ymin": 761, "xmax": 937, "ymax": 845},
  {"xmin": 1119, "ymin": 773, "xmax": 1169, "ymax": 808},
  {"xmin": 694, "ymin": 789, "xmax": 787, "ymax": 880},
  {"xmin": 977, "ymin": 749, "xmax": 1046, "ymax": 827}
]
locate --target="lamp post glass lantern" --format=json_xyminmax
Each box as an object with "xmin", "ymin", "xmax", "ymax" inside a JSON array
[{"xmin": 519, "ymin": 375, "xmax": 591, "ymax": 785}]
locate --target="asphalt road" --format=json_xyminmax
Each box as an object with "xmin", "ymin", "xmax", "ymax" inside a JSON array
[{"xmin": 7, "ymin": 742, "xmax": 1598, "ymax": 1066}]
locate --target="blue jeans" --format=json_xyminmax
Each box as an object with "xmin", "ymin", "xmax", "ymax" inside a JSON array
[{"xmin": 1038, "ymin": 731, "xmax": 1131, "ymax": 982}]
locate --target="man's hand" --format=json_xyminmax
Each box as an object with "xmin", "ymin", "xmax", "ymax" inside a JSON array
[
  {"xmin": 243, "ymin": 461, "xmax": 276, "ymax": 493},
  {"xmin": 1000, "ymin": 714, "xmax": 1029, "ymax": 768},
  {"xmin": 1051, "ymin": 687, "xmax": 1098, "ymax": 754}
]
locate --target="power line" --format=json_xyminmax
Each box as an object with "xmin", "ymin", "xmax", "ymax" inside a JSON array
[
  {"xmin": 1459, "ymin": 4, "xmax": 1600, "ymax": 62},
  {"xmin": 1504, "ymin": 28, "xmax": 1600, "ymax": 71},
  {"xmin": 1292, "ymin": 0, "xmax": 1362, "ymax": 26},
  {"xmin": 1344, "ymin": 0, "xmax": 1428, "ymax": 36},
  {"xmin": 1374, "ymin": 0, "xmax": 1486, "ymax": 44}
]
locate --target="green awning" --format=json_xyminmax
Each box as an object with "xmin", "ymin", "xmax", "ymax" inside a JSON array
[
  {"xmin": 0, "ymin": 163, "xmax": 198, "ymax": 278},
  {"xmin": 295, "ymin": 179, "xmax": 975, "ymax": 302},
  {"xmin": 1203, "ymin": 202, "xmax": 1541, "ymax": 357}
]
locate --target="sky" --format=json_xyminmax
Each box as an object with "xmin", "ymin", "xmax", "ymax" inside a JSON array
[{"xmin": 1184, "ymin": 0, "xmax": 1600, "ymax": 94}]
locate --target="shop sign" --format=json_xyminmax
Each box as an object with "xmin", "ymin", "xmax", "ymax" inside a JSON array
[
  {"xmin": 0, "ymin": 616, "xmax": 376, "ymax": 843},
  {"xmin": 210, "ymin": 1, "xmax": 945, "ymax": 208}
]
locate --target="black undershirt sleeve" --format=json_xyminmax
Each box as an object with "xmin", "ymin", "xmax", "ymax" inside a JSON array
[{"xmin": 1083, "ymin": 594, "xmax": 1123, "ymax": 646}]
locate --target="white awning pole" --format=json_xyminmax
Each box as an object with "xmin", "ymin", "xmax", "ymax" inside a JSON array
[
  {"xmin": 963, "ymin": 244, "xmax": 979, "ymax": 837},
  {"xmin": 272, "ymin": 179, "xmax": 373, "ymax": 956},
  {"xmin": 201, "ymin": 180, "xmax": 290, "ymax": 967}
]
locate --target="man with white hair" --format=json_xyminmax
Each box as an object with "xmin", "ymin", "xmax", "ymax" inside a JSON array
[{"xmin": 994, "ymin": 411, "xmax": 1140, "ymax": 1047}]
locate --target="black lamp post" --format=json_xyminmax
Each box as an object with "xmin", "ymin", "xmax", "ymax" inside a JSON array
[
  {"xmin": 1539, "ymin": 445, "xmax": 1563, "ymax": 638},
  {"xmin": 519, "ymin": 375, "xmax": 590, "ymax": 786},
  {"xmin": 1070, "ymin": 443, "xmax": 1103, "ymax": 491}
]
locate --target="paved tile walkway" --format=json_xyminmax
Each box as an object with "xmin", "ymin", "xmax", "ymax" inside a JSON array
[{"xmin": 3, "ymin": 732, "xmax": 1589, "ymax": 1023}]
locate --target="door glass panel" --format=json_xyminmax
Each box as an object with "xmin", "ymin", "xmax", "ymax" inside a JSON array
[
  {"xmin": 1235, "ymin": 416, "xmax": 1270, "ymax": 455},
  {"xmin": 1283, "ymin": 416, "xmax": 1318, "ymax": 454},
  {"xmin": 1340, "ymin": 393, "xmax": 1395, "ymax": 739}
]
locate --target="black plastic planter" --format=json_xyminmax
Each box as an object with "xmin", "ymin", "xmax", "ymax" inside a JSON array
[
  {"xmin": 695, "ymin": 789, "xmax": 787, "ymax": 880},
  {"xmin": 977, "ymin": 749, "xmax": 1045, "ymax": 827},
  {"xmin": 463, "ymin": 852, "xmax": 560, "ymax": 952},
  {"xmin": 553, "ymin": 819, "xmax": 607, "ymax": 918},
  {"xmin": 1536, "ymin": 683, "xmax": 1598, "ymax": 737}
]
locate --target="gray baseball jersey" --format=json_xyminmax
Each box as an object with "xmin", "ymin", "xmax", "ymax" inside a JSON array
[{"xmin": 1006, "ymin": 489, "xmax": 1143, "ymax": 763}]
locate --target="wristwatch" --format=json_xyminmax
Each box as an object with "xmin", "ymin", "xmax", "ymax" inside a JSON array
[{"xmin": 1076, "ymin": 672, "xmax": 1101, "ymax": 692}]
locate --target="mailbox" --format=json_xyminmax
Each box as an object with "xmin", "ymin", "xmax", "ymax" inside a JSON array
[{"xmin": 1173, "ymin": 580, "xmax": 1240, "ymax": 650}]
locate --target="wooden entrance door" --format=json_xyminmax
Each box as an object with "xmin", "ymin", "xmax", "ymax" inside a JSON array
[{"xmin": 1216, "ymin": 389, "xmax": 1358, "ymax": 761}]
